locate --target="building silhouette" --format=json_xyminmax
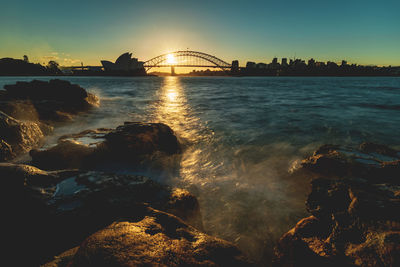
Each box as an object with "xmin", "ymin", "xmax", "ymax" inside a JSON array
[{"xmin": 101, "ymin": 52, "xmax": 145, "ymax": 74}]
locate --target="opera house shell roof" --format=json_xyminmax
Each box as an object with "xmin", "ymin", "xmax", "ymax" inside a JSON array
[{"xmin": 101, "ymin": 52, "xmax": 144, "ymax": 72}]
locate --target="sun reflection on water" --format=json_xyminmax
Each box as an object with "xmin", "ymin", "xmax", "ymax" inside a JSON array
[
  {"xmin": 150, "ymin": 76, "xmax": 214, "ymax": 185},
  {"xmin": 153, "ymin": 76, "xmax": 199, "ymax": 141}
]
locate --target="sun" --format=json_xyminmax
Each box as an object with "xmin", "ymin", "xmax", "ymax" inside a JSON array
[{"xmin": 166, "ymin": 53, "xmax": 177, "ymax": 64}]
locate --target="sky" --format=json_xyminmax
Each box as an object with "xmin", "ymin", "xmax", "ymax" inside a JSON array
[{"xmin": 1, "ymin": 0, "xmax": 399, "ymax": 67}]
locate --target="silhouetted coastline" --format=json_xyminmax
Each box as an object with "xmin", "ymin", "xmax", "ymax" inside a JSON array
[
  {"xmin": 0, "ymin": 57, "xmax": 62, "ymax": 76},
  {"xmin": 2, "ymin": 56, "xmax": 399, "ymax": 77}
]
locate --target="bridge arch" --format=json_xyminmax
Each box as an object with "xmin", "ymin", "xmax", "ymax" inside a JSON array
[{"xmin": 144, "ymin": 51, "xmax": 231, "ymax": 71}]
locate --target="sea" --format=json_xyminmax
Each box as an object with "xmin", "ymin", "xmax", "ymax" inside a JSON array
[{"xmin": 1, "ymin": 76, "xmax": 400, "ymax": 264}]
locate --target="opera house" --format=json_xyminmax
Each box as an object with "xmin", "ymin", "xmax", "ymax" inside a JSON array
[{"xmin": 101, "ymin": 52, "xmax": 146, "ymax": 75}]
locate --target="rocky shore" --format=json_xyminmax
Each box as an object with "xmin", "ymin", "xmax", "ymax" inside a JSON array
[
  {"xmin": 274, "ymin": 143, "xmax": 400, "ymax": 267},
  {"xmin": 0, "ymin": 79, "xmax": 252, "ymax": 266},
  {"xmin": 1, "ymin": 79, "xmax": 398, "ymax": 266}
]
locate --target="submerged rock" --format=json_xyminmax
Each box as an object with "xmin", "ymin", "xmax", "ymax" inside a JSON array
[
  {"xmin": 48, "ymin": 209, "xmax": 252, "ymax": 267},
  {"xmin": 1, "ymin": 162, "xmax": 201, "ymax": 265},
  {"xmin": 0, "ymin": 111, "xmax": 52, "ymax": 161},
  {"xmin": 31, "ymin": 122, "xmax": 181, "ymax": 170},
  {"xmin": 0, "ymin": 79, "xmax": 99, "ymax": 122},
  {"xmin": 274, "ymin": 144, "xmax": 400, "ymax": 267}
]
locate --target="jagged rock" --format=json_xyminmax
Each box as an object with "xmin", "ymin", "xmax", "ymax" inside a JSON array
[
  {"xmin": 274, "ymin": 144, "xmax": 400, "ymax": 267},
  {"xmin": 0, "ymin": 139, "xmax": 15, "ymax": 161},
  {"xmin": 103, "ymin": 122, "xmax": 181, "ymax": 155},
  {"xmin": 1, "ymin": 163, "xmax": 201, "ymax": 265},
  {"xmin": 0, "ymin": 79, "xmax": 99, "ymax": 122},
  {"xmin": 301, "ymin": 143, "xmax": 400, "ymax": 183},
  {"xmin": 31, "ymin": 122, "xmax": 181, "ymax": 170},
  {"xmin": 49, "ymin": 208, "xmax": 252, "ymax": 267},
  {"xmin": 0, "ymin": 111, "xmax": 52, "ymax": 161}
]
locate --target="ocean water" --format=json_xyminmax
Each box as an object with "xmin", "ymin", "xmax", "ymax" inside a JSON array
[{"xmin": 1, "ymin": 76, "xmax": 400, "ymax": 264}]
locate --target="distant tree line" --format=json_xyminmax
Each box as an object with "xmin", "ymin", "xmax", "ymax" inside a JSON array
[{"xmin": 0, "ymin": 55, "xmax": 63, "ymax": 76}]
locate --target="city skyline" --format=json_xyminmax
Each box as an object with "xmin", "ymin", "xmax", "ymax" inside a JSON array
[{"xmin": 1, "ymin": 0, "xmax": 400, "ymax": 66}]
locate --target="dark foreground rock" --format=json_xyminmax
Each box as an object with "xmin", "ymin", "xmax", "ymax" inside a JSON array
[
  {"xmin": 0, "ymin": 111, "xmax": 52, "ymax": 161},
  {"xmin": 30, "ymin": 122, "xmax": 181, "ymax": 170},
  {"xmin": 1, "ymin": 162, "xmax": 201, "ymax": 265},
  {"xmin": 45, "ymin": 208, "xmax": 252, "ymax": 267},
  {"xmin": 0, "ymin": 79, "xmax": 99, "ymax": 122},
  {"xmin": 274, "ymin": 143, "xmax": 400, "ymax": 267}
]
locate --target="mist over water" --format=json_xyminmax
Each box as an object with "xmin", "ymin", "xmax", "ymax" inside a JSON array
[{"xmin": 1, "ymin": 76, "xmax": 400, "ymax": 264}]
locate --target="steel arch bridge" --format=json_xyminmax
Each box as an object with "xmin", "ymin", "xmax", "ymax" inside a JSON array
[{"xmin": 144, "ymin": 51, "xmax": 232, "ymax": 71}]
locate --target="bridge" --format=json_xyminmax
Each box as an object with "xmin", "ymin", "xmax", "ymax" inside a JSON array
[
  {"xmin": 65, "ymin": 51, "xmax": 236, "ymax": 75},
  {"xmin": 144, "ymin": 51, "xmax": 232, "ymax": 72}
]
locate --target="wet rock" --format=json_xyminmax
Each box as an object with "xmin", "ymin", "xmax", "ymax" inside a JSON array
[
  {"xmin": 1, "ymin": 162, "xmax": 201, "ymax": 265},
  {"xmin": 42, "ymin": 247, "xmax": 79, "ymax": 267},
  {"xmin": 301, "ymin": 143, "xmax": 400, "ymax": 183},
  {"xmin": 166, "ymin": 188, "xmax": 204, "ymax": 231},
  {"xmin": 0, "ymin": 79, "xmax": 99, "ymax": 122},
  {"xmin": 0, "ymin": 139, "xmax": 15, "ymax": 161},
  {"xmin": 274, "ymin": 144, "xmax": 400, "ymax": 267},
  {"xmin": 31, "ymin": 122, "xmax": 181, "ymax": 170},
  {"xmin": 0, "ymin": 111, "xmax": 53, "ymax": 161},
  {"xmin": 53, "ymin": 208, "xmax": 252, "ymax": 267},
  {"xmin": 30, "ymin": 140, "xmax": 96, "ymax": 170},
  {"xmin": 103, "ymin": 121, "xmax": 181, "ymax": 155},
  {"xmin": 273, "ymin": 216, "xmax": 341, "ymax": 267},
  {"xmin": 274, "ymin": 178, "xmax": 400, "ymax": 266}
]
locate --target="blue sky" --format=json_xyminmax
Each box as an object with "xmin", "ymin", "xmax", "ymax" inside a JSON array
[{"xmin": 1, "ymin": 0, "xmax": 399, "ymax": 66}]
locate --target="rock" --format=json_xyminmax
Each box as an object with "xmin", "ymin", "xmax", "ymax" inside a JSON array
[
  {"xmin": 0, "ymin": 139, "xmax": 15, "ymax": 161},
  {"xmin": 103, "ymin": 122, "xmax": 181, "ymax": 156},
  {"xmin": 1, "ymin": 163, "xmax": 201, "ymax": 265},
  {"xmin": 273, "ymin": 216, "xmax": 341, "ymax": 267},
  {"xmin": 359, "ymin": 142, "xmax": 399, "ymax": 158},
  {"xmin": 42, "ymin": 247, "xmax": 79, "ymax": 267},
  {"xmin": 31, "ymin": 122, "xmax": 181, "ymax": 170},
  {"xmin": 0, "ymin": 111, "xmax": 53, "ymax": 161},
  {"xmin": 301, "ymin": 144, "xmax": 400, "ymax": 183},
  {"xmin": 275, "ymin": 177, "xmax": 400, "ymax": 266},
  {"xmin": 0, "ymin": 79, "xmax": 99, "ymax": 122},
  {"xmin": 0, "ymin": 79, "xmax": 99, "ymax": 160},
  {"xmin": 0, "ymin": 99, "xmax": 40, "ymax": 121},
  {"xmin": 55, "ymin": 208, "xmax": 252, "ymax": 267},
  {"xmin": 275, "ymin": 144, "xmax": 400, "ymax": 267},
  {"xmin": 30, "ymin": 139, "xmax": 96, "ymax": 170}
]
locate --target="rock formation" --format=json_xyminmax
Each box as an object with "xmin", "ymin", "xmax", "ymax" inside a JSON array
[
  {"xmin": 1, "ymin": 163, "xmax": 203, "ymax": 266},
  {"xmin": 30, "ymin": 122, "xmax": 181, "ymax": 170},
  {"xmin": 0, "ymin": 79, "xmax": 99, "ymax": 161},
  {"xmin": 274, "ymin": 143, "xmax": 400, "ymax": 267},
  {"xmin": 0, "ymin": 79, "xmax": 99, "ymax": 122},
  {"xmin": 48, "ymin": 209, "xmax": 252, "ymax": 267},
  {"xmin": 0, "ymin": 111, "xmax": 52, "ymax": 161}
]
